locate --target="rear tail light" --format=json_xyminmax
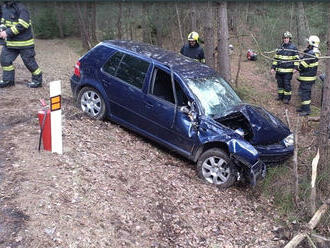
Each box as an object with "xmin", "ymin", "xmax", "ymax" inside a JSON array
[{"xmin": 74, "ymin": 61, "xmax": 81, "ymax": 77}]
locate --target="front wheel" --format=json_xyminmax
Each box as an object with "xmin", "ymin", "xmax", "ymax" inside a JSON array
[
  {"xmin": 77, "ymin": 87, "xmax": 106, "ymax": 120},
  {"xmin": 197, "ymin": 148, "xmax": 237, "ymax": 188}
]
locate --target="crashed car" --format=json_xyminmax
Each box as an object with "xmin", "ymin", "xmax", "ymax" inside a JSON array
[{"xmin": 70, "ymin": 40, "xmax": 294, "ymax": 188}]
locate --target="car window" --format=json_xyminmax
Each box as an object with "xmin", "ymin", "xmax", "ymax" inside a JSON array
[
  {"xmin": 103, "ymin": 52, "xmax": 124, "ymax": 76},
  {"xmin": 175, "ymin": 82, "xmax": 188, "ymax": 106},
  {"xmin": 150, "ymin": 68, "xmax": 175, "ymax": 103},
  {"xmin": 116, "ymin": 54, "xmax": 150, "ymax": 89}
]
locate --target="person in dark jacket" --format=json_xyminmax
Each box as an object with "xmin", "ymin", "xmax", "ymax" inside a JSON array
[
  {"xmin": 271, "ymin": 31, "xmax": 299, "ymax": 104},
  {"xmin": 0, "ymin": 0, "xmax": 42, "ymax": 88},
  {"xmin": 180, "ymin": 31, "xmax": 205, "ymax": 63},
  {"xmin": 296, "ymin": 35, "xmax": 320, "ymax": 116}
]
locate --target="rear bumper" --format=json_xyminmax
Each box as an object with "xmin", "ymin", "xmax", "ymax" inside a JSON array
[{"xmin": 70, "ymin": 75, "xmax": 80, "ymax": 100}]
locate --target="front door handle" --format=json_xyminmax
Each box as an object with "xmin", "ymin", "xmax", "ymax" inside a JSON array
[{"xmin": 145, "ymin": 101, "xmax": 153, "ymax": 109}]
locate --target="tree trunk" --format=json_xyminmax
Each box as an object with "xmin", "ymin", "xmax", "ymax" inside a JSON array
[
  {"xmin": 175, "ymin": 2, "xmax": 184, "ymax": 46},
  {"xmin": 217, "ymin": 1, "xmax": 231, "ymax": 83},
  {"xmin": 117, "ymin": 2, "xmax": 122, "ymax": 39},
  {"xmin": 293, "ymin": 118, "xmax": 300, "ymax": 207},
  {"xmin": 54, "ymin": 2, "xmax": 64, "ymax": 38},
  {"xmin": 317, "ymin": 4, "xmax": 330, "ymax": 193},
  {"xmin": 296, "ymin": 2, "xmax": 308, "ymax": 49},
  {"xmin": 203, "ymin": 1, "xmax": 215, "ymax": 68},
  {"xmin": 76, "ymin": 2, "xmax": 92, "ymax": 50},
  {"xmin": 132, "ymin": 2, "xmax": 143, "ymax": 41},
  {"xmin": 142, "ymin": 3, "xmax": 149, "ymax": 43},
  {"xmin": 90, "ymin": 1, "xmax": 97, "ymax": 43},
  {"xmin": 191, "ymin": 2, "xmax": 197, "ymax": 31}
]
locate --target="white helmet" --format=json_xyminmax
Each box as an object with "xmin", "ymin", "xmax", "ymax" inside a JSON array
[{"xmin": 307, "ymin": 35, "xmax": 320, "ymax": 48}]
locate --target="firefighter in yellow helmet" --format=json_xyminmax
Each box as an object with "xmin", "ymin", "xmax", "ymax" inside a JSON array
[
  {"xmin": 296, "ymin": 35, "xmax": 320, "ymax": 116},
  {"xmin": 271, "ymin": 31, "xmax": 299, "ymax": 104},
  {"xmin": 180, "ymin": 31, "xmax": 205, "ymax": 63}
]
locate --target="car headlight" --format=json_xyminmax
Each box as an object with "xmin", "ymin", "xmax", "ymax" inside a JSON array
[{"xmin": 283, "ymin": 133, "xmax": 294, "ymax": 147}]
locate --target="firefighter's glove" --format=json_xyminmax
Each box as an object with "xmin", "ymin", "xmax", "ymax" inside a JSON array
[{"xmin": 0, "ymin": 31, "xmax": 7, "ymax": 39}]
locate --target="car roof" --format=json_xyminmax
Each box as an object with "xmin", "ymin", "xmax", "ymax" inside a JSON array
[{"xmin": 103, "ymin": 40, "xmax": 217, "ymax": 79}]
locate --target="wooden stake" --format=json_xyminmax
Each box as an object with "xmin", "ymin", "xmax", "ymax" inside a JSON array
[
  {"xmin": 310, "ymin": 149, "xmax": 320, "ymax": 215},
  {"xmin": 284, "ymin": 199, "xmax": 330, "ymax": 248}
]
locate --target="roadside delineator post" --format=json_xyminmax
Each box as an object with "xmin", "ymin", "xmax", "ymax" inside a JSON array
[{"xmin": 49, "ymin": 80, "xmax": 62, "ymax": 154}]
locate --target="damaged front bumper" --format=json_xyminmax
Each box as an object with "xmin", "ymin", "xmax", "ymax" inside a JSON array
[
  {"xmin": 231, "ymin": 155, "xmax": 266, "ymax": 187},
  {"xmin": 247, "ymin": 159, "xmax": 266, "ymax": 186},
  {"xmin": 256, "ymin": 143, "xmax": 294, "ymax": 164}
]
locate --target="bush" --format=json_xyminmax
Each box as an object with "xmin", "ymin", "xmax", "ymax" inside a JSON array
[{"xmin": 32, "ymin": 8, "xmax": 58, "ymax": 39}]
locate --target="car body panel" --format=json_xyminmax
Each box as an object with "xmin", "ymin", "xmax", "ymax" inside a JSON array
[
  {"xmin": 71, "ymin": 40, "xmax": 294, "ymax": 186},
  {"xmin": 218, "ymin": 104, "xmax": 290, "ymax": 145}
]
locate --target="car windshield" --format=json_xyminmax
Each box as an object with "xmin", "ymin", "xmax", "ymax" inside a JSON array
[{"xmin": 186, "ymin": 76, "xmax": 242, "ymax": 117}]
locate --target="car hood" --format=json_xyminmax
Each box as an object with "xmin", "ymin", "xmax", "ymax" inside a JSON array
[{"xmin": 215, "ymin": 104, "xmax": 291, "ymax": 145}]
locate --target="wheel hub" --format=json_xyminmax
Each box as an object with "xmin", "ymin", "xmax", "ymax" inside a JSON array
[{"xmin": 202, "ymin": 156, "xmax": 229, "ymax": 185}]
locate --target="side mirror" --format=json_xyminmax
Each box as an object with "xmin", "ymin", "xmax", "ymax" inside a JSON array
[
  {"xmin": 180, "ymin": 106, "xmax": 190, "ymax": 114},
  {"xmin": 180, "ymin": 104, "xmax": 198, "ymax": 124}
]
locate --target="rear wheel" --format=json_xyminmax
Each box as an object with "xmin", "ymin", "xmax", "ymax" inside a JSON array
[
  {"xmin": 77, "ymin": 87, "xmax": 106, "ymax": 120},
  {"xmin": 197, "ymin": 148, "xmax": 236, "ymax": 188}
]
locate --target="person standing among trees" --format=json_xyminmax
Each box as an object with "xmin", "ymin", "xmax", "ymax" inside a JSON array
[
  {"xmin": 296, "ymin": 35, "xmax": 320, "ymax": 116},
  {"xmin": 0, "ymin": 0, "xmax": 42, "ymax": 88},
  {"xmin": 271, "ymin": 31, "xmax": 299, "ymax": 104},
  {"xmin": 180, "ymin": 31, "xmax": 205, "ymax": 63}
]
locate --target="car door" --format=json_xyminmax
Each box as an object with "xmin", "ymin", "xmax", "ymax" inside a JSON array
[
  {"xmin": 142, "ymin": 65, "xmax": 197, "ymax": 155},
  {"xmin": 99, "ymin": 51, "xmax": 152, "ymax": 130}
]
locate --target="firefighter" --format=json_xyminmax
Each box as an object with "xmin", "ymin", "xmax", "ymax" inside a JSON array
[
  {"xmin": 296, "ymin": 35, "xmax": 320, "ymax": 116},
  {"xmin": 180, "ymin": 31, "xmax": 205, "ymax": 63},
  {"xmin": 0, "ymin": 0, "xmax": 42, "ymax": 88},
  {"xmin": 271, "ymin": 31, "xmax": 299, "ymax": 104}
]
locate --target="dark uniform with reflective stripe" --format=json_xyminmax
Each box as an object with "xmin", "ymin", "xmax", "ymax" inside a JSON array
[
  {"xmin": 271, "ymin": 42, "xmax": 299, "ymax": 102},
  {"xmin": 297, "ymin": 46, "xmax": 320, "ymax": 114},
  {"xmin": 0, "ymin": 1, "xmax": 42, "ymax": 87},
  {"xmin": 180, "ymin": 43, "xmax": 205, "ymax": 63}
]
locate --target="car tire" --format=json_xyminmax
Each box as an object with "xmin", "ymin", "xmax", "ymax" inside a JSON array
[
  {"xmin": 77, "ymin": 87, "xmax": 106, "ymax": 120},
  {"xmin": 197, "ymin": 148, "xmax": 236, "ymax": 188}
]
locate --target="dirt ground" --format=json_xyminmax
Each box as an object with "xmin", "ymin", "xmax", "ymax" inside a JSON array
[{"xmin": 0, "ymin": 39, "xmax": 318, "ymax": 248}]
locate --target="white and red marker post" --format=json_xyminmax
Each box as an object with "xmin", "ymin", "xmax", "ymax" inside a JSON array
[
  {"xmin": 38, "ymin": 81, "xmax": 63, "ymax": 154},
  {"xmin": 49, "ymin": 80, "xmax": 62, "ymax": 154}
]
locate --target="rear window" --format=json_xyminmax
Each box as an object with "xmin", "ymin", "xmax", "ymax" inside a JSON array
[
  {"xmin": 103, "ymin": 52, "xmax": 150, "ymax": 89},
  {"xmin": 103, "ymin": 52, "xmax": 124, "ymax": 76}
]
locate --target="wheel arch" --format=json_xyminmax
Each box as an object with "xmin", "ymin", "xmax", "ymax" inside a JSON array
[
  {"xmin": 76, "ymin": 81, "xmax": 111, "ymax": 116},
  {"xmin": 193, "ymin": 141, "xmax": 229, "ymax": 163},
  {"xmin": 77, "ymin": 84, "xmax": 109, "ymax": 120}
]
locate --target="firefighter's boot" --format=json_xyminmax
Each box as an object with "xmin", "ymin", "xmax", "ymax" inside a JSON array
[
  {"xmin": 283, "ymin": 98, "xmax": 290, "ymax": 104},
  {"xmin": 276, "ymin": 94, "xmax": 283, "ymax": 101},
  {"xmin": 299, "ymin": 104, "xmax": 311, "ymax": 116},
  {"xmin": 27, "ymin": 81, "xmax": 42, "ymax": 88},
  {"xmin": 296, "ymin": 106, "xmax": 303, "ymax": 112},
  {"xmin": 0, "ymin": 80, "xmax": 14, "ymax": 88}
]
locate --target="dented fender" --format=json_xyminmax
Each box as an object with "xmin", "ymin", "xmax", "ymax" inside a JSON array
[{"xmin": 227, "ymin": 138, "xmax": 259, "ymax": 165}]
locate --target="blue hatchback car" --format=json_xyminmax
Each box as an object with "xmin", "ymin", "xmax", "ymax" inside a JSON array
[{"xmin": 71, "ymin": 40, "xmax": 294, "ymax": 188}]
